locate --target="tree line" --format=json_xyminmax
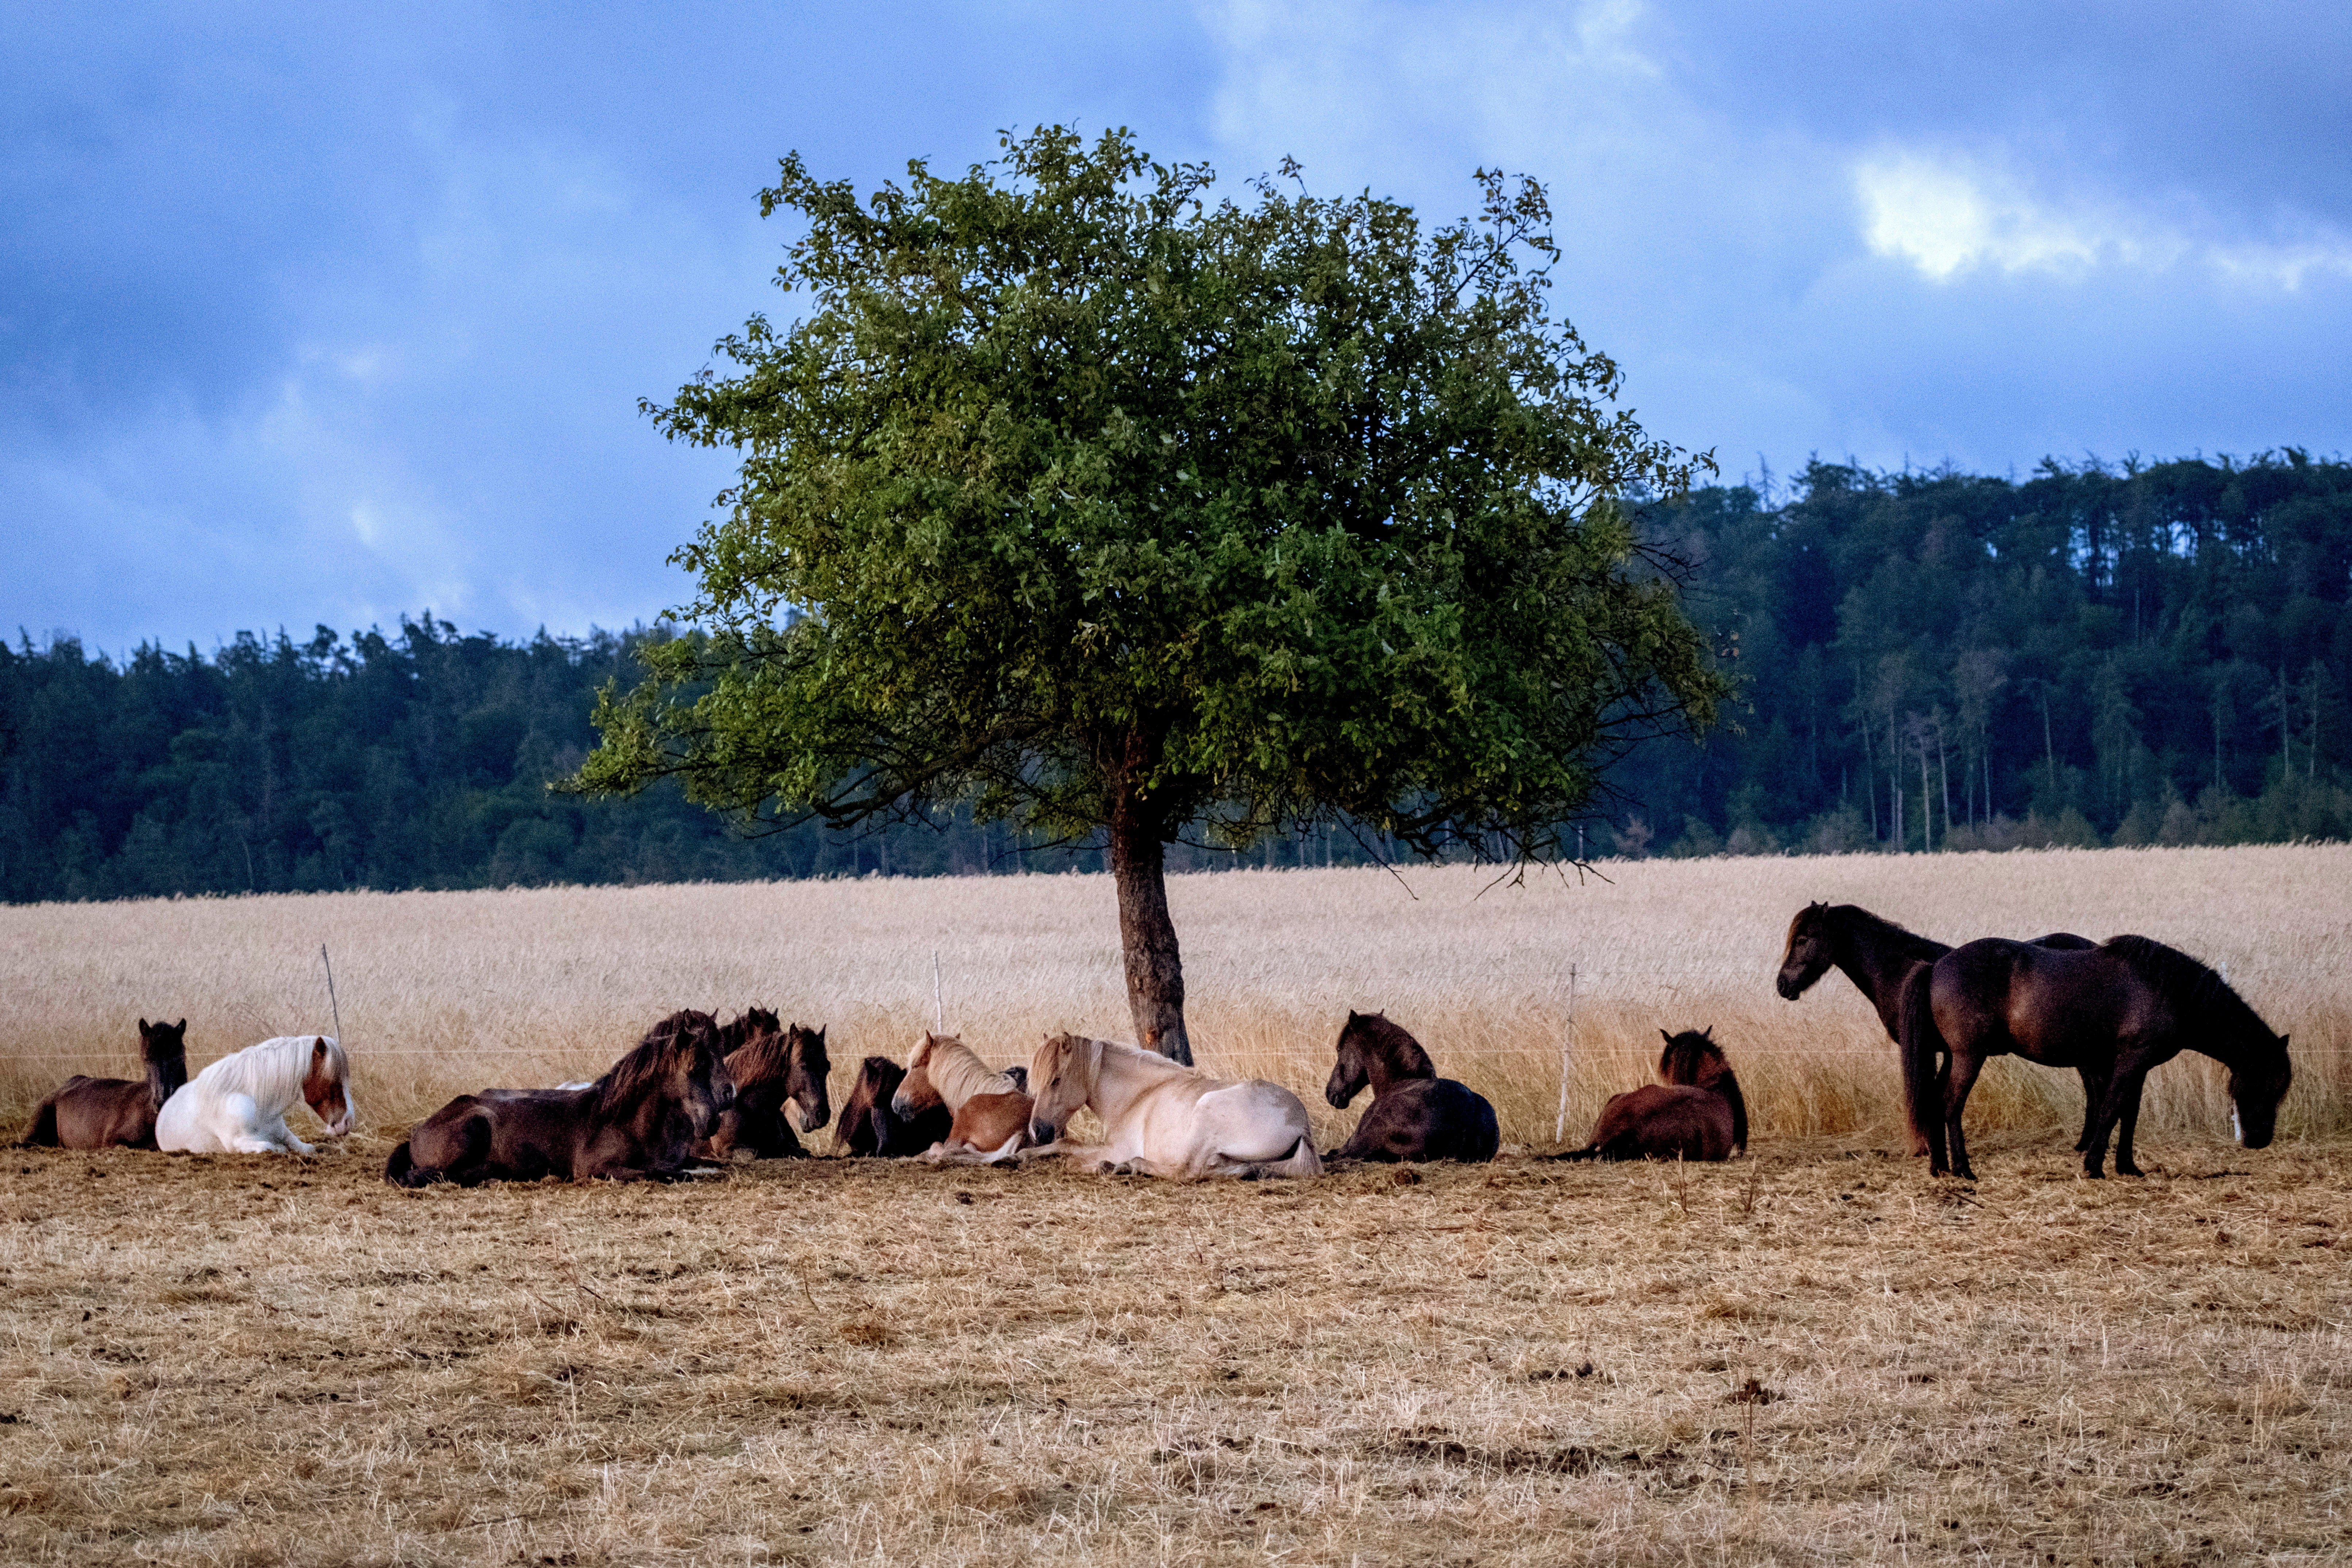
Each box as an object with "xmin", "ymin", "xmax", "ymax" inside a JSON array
[{"xmin": 2, "ymin": 450, "xmax": 2346, "ymax": 904}]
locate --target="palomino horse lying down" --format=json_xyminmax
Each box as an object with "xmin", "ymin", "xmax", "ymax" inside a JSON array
[
  {"xmin": 1323, "ymin": 1010, "xmax": 1499, "ymax": 1162},
  {"xmin": 1556, "ymin": 1029, "xmax": 1748, "ymax": 1163},
  {"xmin": 1027, "ymin": 1033, "xmax": 1321, "ymax": 1180},
  {"xmin": 386, "ymin": 1010, "xmax": 734, "ymax": 1186},
  {"xmin": 892, "ymin": 1033, "xmax": 1035, "ymax": 1164},
  {"xmin": 20, "ymin": 1017, "xmax": 189, "ymax": 1150},
  {"xmin": 156, "ymin": 1034, "xmax": 354, "ymax": 1154}
]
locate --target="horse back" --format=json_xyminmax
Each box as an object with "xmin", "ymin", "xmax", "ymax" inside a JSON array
[
  {"xmin": 1587, "ymin": 1084, "xmax": 1735, "ymax": 1162},
  {"xmin": 1336, "ymin": 1078, "xmax": 1499, "ymax": 1162},
  {"xmin": 1939, "ymin": 939, "xmax": 2145, "ymax": 1066},
  {"xmin": 36, "ymin": 1074, "xmax": 164, "ymax": 1150}
]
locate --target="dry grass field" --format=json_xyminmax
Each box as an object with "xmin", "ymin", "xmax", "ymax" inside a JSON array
[{"xmin": 4, "ymin": 845, "xmax": 2351, "ymax": 1564}]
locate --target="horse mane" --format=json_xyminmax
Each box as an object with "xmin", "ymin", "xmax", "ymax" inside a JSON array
[
  {"xmin": 724, "ymin": 1024, "xmax": 795, "ymax": 1083},
  {"xmin": 917, "ymin": 1034, "xmax": 1020, "ymax": 1107},
  {"xmin": 2101, "ymin": 936, "xmax": 2278, "ymax": 1051},
  {"xmin": 201, "ymin": 1035, "xmax": 343, "ymax": 1109},
  {"xmin": 1660, "ymin": 1029, "xmax": 1746, "ymax": 1154},
  {"xmin": 601, "ymin": 1010, "xmax": 717, "ymax": 1104},
  {"xmin": 1346, "ymin": 1012, "xmax": 1435, "ymax": 1079},
  {"xmin": 1825, "ymin": 904, "xmax": 1947, "ymax": 962},
  {"xmin": 717, "ymin": 1006, "xmax": 781, "ymax": 1057}
]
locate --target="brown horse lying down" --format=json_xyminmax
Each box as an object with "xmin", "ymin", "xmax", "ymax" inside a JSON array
[
  {"xmin": 699, "ymin": 1018, "xmax": 830, "ymax": 1160},
  {"xmin": 1324, "ymin": 1011, "xmax": 1499, "ymax": 1162},
  {"xmin": 19, "ymin": 1018, "xmax": 189, "ymax": 1150},
  {"xmin": 1556, "ymin": 1029, "xmax": 1749, "ymax": 1162},
  {"xmin": 833, "ymin": 1057, "xmax": 953, "ymax": 1157},
  {"xmin": 891, "ymin": 1033, "xmax": 1035, "ymax": 1164},
  {"xmin": 385, "ymin": 1010, "xmax": 734, "ymax": 1186}
]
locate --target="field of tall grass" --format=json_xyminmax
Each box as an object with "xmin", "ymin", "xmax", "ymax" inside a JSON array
[{"xmin": 5, "ymin": 843, "xmax": 2345, "ymax": 1150}]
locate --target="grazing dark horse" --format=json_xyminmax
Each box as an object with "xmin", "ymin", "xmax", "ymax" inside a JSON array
[
  {"xmin": 1323, "ymin": 1011, "xmax": 1499, "ymax": 1162},
  {"xmin": 1776, "ymin": 903, "xmax": 2099, "ymax": 1153},
  {"xmin": 1902, "ymin": 935, "xmax": 2293, "ymax": 1180},
  {"xmin": 701, "ymin": 1021, "xmax": 830, "ymax": 1160},
  {"xmin": 1555, "ymin": 1029, "xmax": 1749, "ymax": 1162},
  {"xmin": 385, "ymin": 1010, "xmax": 735, "ymax": 1186},
  {"xmin": 833, "ymin": 1055, "xmax": 957, "ymax": 1156},
  {"xmin": 19, "ymin": 1018, "xmax": 189, "ymax": 1150}
]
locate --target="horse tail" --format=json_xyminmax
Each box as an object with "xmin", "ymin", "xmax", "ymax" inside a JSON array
[
  {"xmin": 17, "ymin": 1096, "xmax": 60, "ymax": 1148},
  {"xmin": 1548, "ymin": 1144, "xmax": 1601, "ymax": 1162},
  {"xmin": 1272, "ymin": 1135, "xmax": 1323, "ymax": 1179},
  {"xmin": 1898, "ymin": 962, "xmax": 1947, "ymax": 1173}
]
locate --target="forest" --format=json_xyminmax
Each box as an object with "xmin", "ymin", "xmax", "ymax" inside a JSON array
[{"xmin": 3, "ymin": 451, "xmax": 2348, "ymax": 903}]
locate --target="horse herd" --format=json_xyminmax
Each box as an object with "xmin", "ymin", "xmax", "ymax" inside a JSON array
[{"xmin": 17, "ymin": 904, "xmax": 2294, "ymax": 1186}]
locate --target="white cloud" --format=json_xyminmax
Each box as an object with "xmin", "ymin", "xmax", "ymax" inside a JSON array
[{"xmin": 1856, "ymin": 150, "xmax": 2352, "ymax": 289}]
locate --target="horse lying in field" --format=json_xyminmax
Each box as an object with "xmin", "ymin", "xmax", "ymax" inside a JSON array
[
  {"xmin": 1026, "ymin": 1033, "xmax": 1321, "ymax": 1180},
  {"xmin": 1775, "ymin": 902, "xmax": 2097, "ymax": 1154},
  {"xmin": 1323, "ymin": 1011, "xmax": 1498, "ymax": 1162},
  {"xmin": 156, "ymin": 1034, "xmax": 354, "ymax": 1154},
  {"xmin": 699, "ymin": 1017, "xmax": 829, "ymax": 1160},
  {"xmin": 892, "ymin": 1033, "xmax": 1035, "ymax": 1164},
  {"xmin": 385, "ymin": 1010, "xmax": 733, "ymax": 1186},
  {"xmin": 19, "ymin": 1018, "xmax": 189, "ymax": 1150},
  {"xmin": 833, "ymin": 1056, "xmax": 953, "ymax": 1156},
  {"xmin": 1901, "ymin": 933, "xmax": 2292, "ymax": 1180},
  {"xmin": 1555, "ymin": 1029, "xmax": 1748, "ymax": 1162}
]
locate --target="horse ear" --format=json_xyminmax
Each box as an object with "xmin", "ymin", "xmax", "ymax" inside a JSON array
[
  {"xmin": 1704, "ymin": 1025, "xmax": 1715, "ymax": 1039},
  {"xmin": 140, "ymin": 1018, "xmax": 149, "ymax": 1031},
  {"xmin": 312, "ymin": 1037, "xmax": 328, "ymax": 1057},
  {"xmin": 1660, "ymin": 1029, "xmax": 1673, "ymax": 1045},
  {"xmin": 175, "ymin": 1019, "xmax": 186, "ymax": 1032}
]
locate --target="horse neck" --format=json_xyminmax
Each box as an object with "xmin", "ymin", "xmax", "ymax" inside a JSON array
[
  {"xmin": 1831, "ymin": 910, "xmax": 1943, "ymax": 1009},
  {"xmin": 1363, "ymin": 1028, "xmax": 1433, "ymax": 1094},
  {"xmin": 928, "ymin": 1042, "xmax": 1011, "ymax": 1110},
  {"xmin": 210, "ymin": 1037, "xmax": 310, "ymax": 1114},
  {"xmin": 1088, "ymin": 1041, "xmax": 1187, "ymax": 1123}
]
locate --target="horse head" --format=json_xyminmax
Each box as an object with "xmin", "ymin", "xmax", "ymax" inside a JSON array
[
  {"xmin": 301, "ymin": 1037, "xmax": 356, "ymax": 1137},
  {"xmin": 1326, "ymin": 1011, "xmax": 1374, "ymax": 1108},
  {"xmin": 890, "ymin": 1033, "xmax": 947, "ymax": 1120},
  {"xmin": 784, "ymin": 1024, "xmax": 831, "ymax": 1136},
  {"xmin": 2229, "ymin": 1033, "xmax": 2292, "ymax": 1149},
  {"xmin": 1028, "ymin": 1032, "xmax": 1101, "ymax": 1145},
  {"xmin": 1657, "ymin": 1027, "xmax": 1729, "ymax": 1088},
  {"xmin": 834, "ymin": 1056, "xmax": 904, "ymax": 1154},
  {"xmin": 139, "ymin": 1018, "xmax": 190, "ymax": 1111},
  {"xmin": 1776, "ymin": 903, "xmax": 1835, "ymax": 1000}
]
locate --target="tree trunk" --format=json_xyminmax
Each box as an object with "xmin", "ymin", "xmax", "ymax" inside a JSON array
[{"xmin": 1106, "ymin": 737, "xmax": 1194, "ymax": 1066}]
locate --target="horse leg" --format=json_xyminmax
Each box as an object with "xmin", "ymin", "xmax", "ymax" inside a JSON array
[
  {"xmin": 2109, "ymin": 1069, "xmax": 2151, "ymax": 1178},
  {"xmin": 2074, "ymin": 1067, "xmax": 2102, "ymax": 1152},
  {"xmin": 1942, "ymin": 1051, "xmax": 1986, "ymax": 1181}
]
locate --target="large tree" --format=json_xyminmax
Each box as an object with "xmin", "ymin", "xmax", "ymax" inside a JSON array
[{"xmin": 573, "ymin": 126, "xmax": 1726, "ymax": 1064}]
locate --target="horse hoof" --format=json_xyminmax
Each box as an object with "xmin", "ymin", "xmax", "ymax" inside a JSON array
[{"xmin": 2115, "ymin": 1162, "xmax": 2143, "ymax": 1178}]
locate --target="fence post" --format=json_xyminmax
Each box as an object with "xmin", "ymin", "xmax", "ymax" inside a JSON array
[{"xmin": 1554, "ymin": 963, "xmax": 1577, "ymax": 1147}]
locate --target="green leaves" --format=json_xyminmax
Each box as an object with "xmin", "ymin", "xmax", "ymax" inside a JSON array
[{"xmin": 575, "ymin": 124, "xmax": 1726, "ymax": 862}]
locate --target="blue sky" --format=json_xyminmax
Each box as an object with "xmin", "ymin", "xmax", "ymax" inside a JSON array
[{"xmin": 7, "ymin": 1, "xmax": 2349, "ymax": 653}]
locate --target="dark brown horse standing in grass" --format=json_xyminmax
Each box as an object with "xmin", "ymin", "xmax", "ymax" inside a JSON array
[
  {"xmin": 385, "ymin": 1010, "xmax": 734, "ymax": 1186},
  {"xmin": 832, "ymin": 1057, "xmax": 955, "ymax": 1157},
  {"xmin": 1554, "ymin": 1029, "xmax": 1748, "ymax": 1162},
  {"xmin": 19, "ymin": 1018, "xmax": 189, "ymax": 1150},
  {"xmin": 1323, "ymin": 1011, "xmax": 1499, "ymax": 1162},
  {"xmin": 1902, "ymin": 935, "xmax": 2292, "ymax": 1180},
  {"xmin": 701, "ymin": 1019, "xmax": 829, "ymax": 1160},
  {"xmin": 1776, "ymin": 903, "xmax": 2098, "ymax": 1153}
]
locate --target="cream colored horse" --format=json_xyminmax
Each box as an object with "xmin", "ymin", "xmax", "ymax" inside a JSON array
[
  {"xmin": 891, "ymin": 1033, "xmax": 1033, "ymax": 1164},
  {"xmin": 1025, "ymin": 1033, "xmax": 1321, "ymax": 1180}
]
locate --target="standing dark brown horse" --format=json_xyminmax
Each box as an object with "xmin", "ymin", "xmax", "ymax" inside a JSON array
[
  {"xmin": 832, "ymin": 1056, "xmax": 955, "ymax": 1157},
  {"xmin": 1776, "ymin": 903, "xmax": 2099, "ymax": 1153},
  {"xmin": 18, "ymin": 1018, "xmax": 189, "ymax": 1150},
  {"xmin": 1323, "ymin": 1011, "xmax": 1499, "ymax": 1162},
  {"xmin": 700, "ymin": 1021, "xmax": 830, "ymax": 1160},
  {"xmin": 384, "ymin": 1010, "xmax": 735, "ymax": 1186},
  {"xmin": 1554, "ymin": 1029, "xmax": 1748, "ymax": 1162},
  {"xmin": 1902, "ymin": 935, "xmax": 2292, "ymax": 1180}
]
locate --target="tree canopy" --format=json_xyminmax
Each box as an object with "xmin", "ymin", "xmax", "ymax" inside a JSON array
[{"xmin": 572, "ymin": 125, "xmax": 1728, "ymax": 1059}]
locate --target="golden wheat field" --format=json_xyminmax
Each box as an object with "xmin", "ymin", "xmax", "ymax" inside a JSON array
[{"xmin": 3, "ymin": 845, "xmax": 2351, "ymax": 1566}]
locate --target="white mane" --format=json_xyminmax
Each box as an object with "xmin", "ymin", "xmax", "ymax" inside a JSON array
[
  {"xmin": 196, "ymin": 1034, "xmax": 341, "ymax": 1108},
  {"xmin": 157, "ymin": 1034, "xmax": 351, "ymax": 1154}
]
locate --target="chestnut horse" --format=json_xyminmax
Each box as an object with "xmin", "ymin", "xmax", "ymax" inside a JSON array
[
  {"xmin": 1027, "ymin": 1033, "xmax": 1320, "ymax": 1179},
  {"xmin": 701, "ymin": 1019, "xmax": 829, "ymax": 1160},
  {"xmin": 1323, "ymin": 1011, "xmax": 1498, "ymax": 1162},
  {"xmin": 156, "ymin": 1034, "xmax": 354, "ymax": 1154},
  {"xmin": 385, "ymin": 1010, "xmax": 733, "ymax": 1185},
  {"xmin": 832, "ymin": 1057, "xmax": 953, "ymax": 1156},
  {"xmin": 1776, "ymin": 903, "xmax": 2097, "ymax": 1153},
  {"xmin": 19, "ymin": 1018, "xmax": 189, "ymax": 1149},
  {"xmin": 1555, "ymin": 1029, "xmax": 1748, "ymax": 1162},
  {"xmin": 1902, "ymin": 934, "xmax": 2292, "ymax": 1180},
  {"xmin": 892, "ymin": 1033, "xmax": 1035, "ymax": 1164}
]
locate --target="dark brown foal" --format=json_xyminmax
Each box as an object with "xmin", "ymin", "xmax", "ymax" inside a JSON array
[{"xmin": 19, "ymin": 1018, "xmax": 188, "ymax": 1150}]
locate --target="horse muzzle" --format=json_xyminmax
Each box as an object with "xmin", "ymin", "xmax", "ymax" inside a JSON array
[
  {"xmin": 1029, "ymin": 1118, "xmax": 1060, "ymax": 1146},
  {"xmin": 788, "ymin": 1101, "xmax": 827, "ymax": 1136},
  {"xmin": 889, "ymin": 1091, "xmax": 913, "ymax": 1119},
  {"xmin": 1774, "ymin": 972, "xmax": 1804, "ymax": 1000}
]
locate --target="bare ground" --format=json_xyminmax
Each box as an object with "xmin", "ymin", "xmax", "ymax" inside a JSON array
[{"xmin": 4, "ymin": 1129, "xmax": 2347, "ymax": 1567}]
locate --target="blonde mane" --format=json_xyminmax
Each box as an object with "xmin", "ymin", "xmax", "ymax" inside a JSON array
[
  {"xmin": 911, "ymin": 1034, "xmax": 1020, "ymax": 1109},
  {"xmin": 197, "ymin": 1034, "xmax": 345, "ymax": 1110}
]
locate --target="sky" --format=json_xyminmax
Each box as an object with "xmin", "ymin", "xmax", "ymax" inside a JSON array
[{"xmin": 7, "ymin": 1, "xmax": 2349, "ymax": 654}]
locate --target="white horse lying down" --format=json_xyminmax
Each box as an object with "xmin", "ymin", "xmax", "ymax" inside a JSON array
[
  {"xmin": 157, "ymin": 1035, "xmax": 356, "ymax": 1154},
  {"xmin": 1025, "ymin": 1033, "xmax": 1321, "ymax": 1180}
]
